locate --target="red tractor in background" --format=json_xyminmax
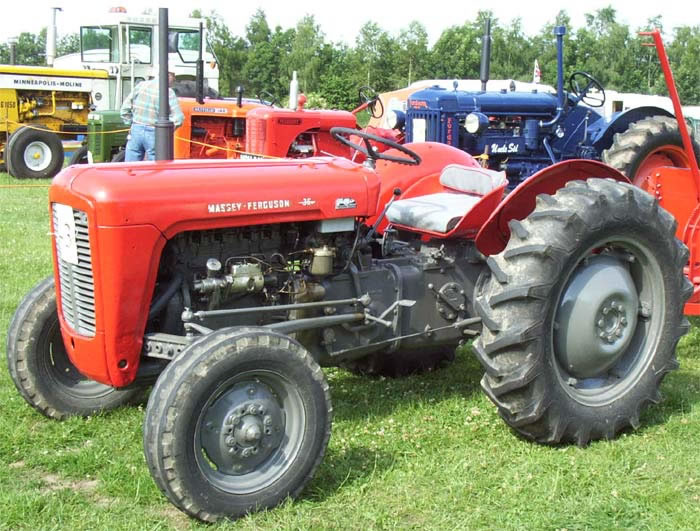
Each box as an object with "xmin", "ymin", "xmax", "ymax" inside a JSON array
[
  {"xmin": 244, "ymin": 86, "xmax": 402, "ymax": 160},
  {"xmin": 5, "ymin": 29, "xmax": 697, "ymax": 523}
]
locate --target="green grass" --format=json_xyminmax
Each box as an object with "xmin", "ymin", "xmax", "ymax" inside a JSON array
[{"xmin": 2, "ymin": 173, "xmax": 700, "ymax": 530}]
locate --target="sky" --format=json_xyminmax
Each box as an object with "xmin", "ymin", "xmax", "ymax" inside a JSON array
[{"xmin": 1, "ymin": 0, "xmax": 698, "ymax": 46}]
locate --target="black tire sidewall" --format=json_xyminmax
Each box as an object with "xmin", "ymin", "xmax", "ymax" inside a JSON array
[
  {"xmin": 7, "ymin": 276, "xmax": 140, "ymax": 418},
  {"xmin": 540, "ymin": 210, "xmax": 682, "ymax": 426},
  {"xmin": 146, "ymin": 328, "xmax": 331, "ymax": 520},
  {"xmin": 8, "ymin": 126, "xmax": 64, "ymax": 179},
  {"xmin": 69, "ymin": 145, "xmax": 89, "ymax": 166}
]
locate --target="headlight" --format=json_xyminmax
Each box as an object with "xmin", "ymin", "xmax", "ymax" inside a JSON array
[
  {"xmin": 387, "ymin": 110, "xmax": 406, "ymax": 130},
  {"xmin": 88, "ymin": 113, "xmax": 101, "ymax": 121},
  {"xmin": 465, "ymin": 112, "xmax": 489, "ymax": 134}
]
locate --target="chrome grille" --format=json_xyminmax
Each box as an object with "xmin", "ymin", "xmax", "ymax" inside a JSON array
[{"xmin": 52, "ymin": 205, "xmax": 96, "ymax": 336}]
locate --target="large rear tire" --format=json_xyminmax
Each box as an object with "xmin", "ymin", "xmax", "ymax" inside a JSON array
[
  {"xmin": 143, "ymin": 327, "xmax": 332, "ymax": 522},
  {"xmin": 473, "ymin": 179, "xmax": 691, "ymax": 445},
  {"xmin": 602, "ymin": 115, "xmax": 700, "ymax": 188},
  {"xmin": 6, "ymin": 276, "xmax": 144, "ymax": 420},
  {"xmin": 7, "ymin": 126, "xmax": 64, "ymax": 179}
]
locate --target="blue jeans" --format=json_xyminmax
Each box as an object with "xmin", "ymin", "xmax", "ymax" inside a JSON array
[{"xmin": 125, "ymin": 124, "xmax": 156, "ymax": 161}]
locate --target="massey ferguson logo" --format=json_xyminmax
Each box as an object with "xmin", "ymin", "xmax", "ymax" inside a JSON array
[
  {"xmin": 207, "ymin": 199, "xmax": 291, "ymax": 214},
  {"xmin": 335, "ymin": 198, "xmax": 357, "ymax": 210}
]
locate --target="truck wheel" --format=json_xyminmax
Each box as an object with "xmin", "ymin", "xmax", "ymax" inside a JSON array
[
  {"xmin": 343, "ymin": 346, "xmax": 456, "ymax": 377},
  {"xmin": 6, "ymin": 276, "xmax": 143, "ymax": 420},
  {"xmin": 143, "ymin": 328, "xmax": 332, "ymax": 522},
  {"xmin": 602, "ymin": 115, "xmax": 700, "ymax": 188},
  {"xmin": 7, "ymin": 126, "xmax": 64, "ymax": 179},
  {"xmin": 68, "ymin": 145, "xmax": 89, "ymax": 165},
  {"xmin": 473, "ymin": 179, "xmax": 691, "ymax": 445}
]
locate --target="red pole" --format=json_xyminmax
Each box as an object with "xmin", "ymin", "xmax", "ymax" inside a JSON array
[{"xmin": 640, "ymin": 29, "xmax": 700, "ymax": 199}]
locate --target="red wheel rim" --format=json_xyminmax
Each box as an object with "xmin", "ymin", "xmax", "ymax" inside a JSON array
[{"xmin": 633, "ymin": 145, "xmax": 692, "ymax": 189}]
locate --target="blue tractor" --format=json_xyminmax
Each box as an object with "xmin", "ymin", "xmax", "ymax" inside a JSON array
[{"xmin": 403, "ymin": 25, "xmax": 699, "ymax": 188}]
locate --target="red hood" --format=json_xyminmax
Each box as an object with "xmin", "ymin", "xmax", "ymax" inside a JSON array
[{"xmin": 51, "ymin": 157, "xmax": 381, "ymax": 238}]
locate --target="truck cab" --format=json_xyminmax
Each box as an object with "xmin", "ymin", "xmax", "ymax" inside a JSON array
[{"xmin": 52, "ymin": 8, "xmax": 219, "ymax": 110}]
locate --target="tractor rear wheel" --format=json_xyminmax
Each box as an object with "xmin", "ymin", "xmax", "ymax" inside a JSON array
[
  {"xmin": 143, "ymin": 327, "xmax": 332, "ymax": 522},
  {"xmin": 6, "ymin": 276, "xmax": 144, "ymax": 420},
  {"xmin": 473, "ymin": 178, "xmax": 691, "ymax": 445},
  {"xmin": 602, "ymin": 115, "xmax": 700, "ymax": 188},
  {"xmin": 7, "ymin": 126, "xmax": 64, "ymax": 179},
  {"xmin": 342, "ymin": 346, "xmax": 456, "ymax": 377}
]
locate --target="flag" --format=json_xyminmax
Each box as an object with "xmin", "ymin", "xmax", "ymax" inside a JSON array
[{"xmin": 533, "ymin": 59, "xmax": 541, "ymax": 84}]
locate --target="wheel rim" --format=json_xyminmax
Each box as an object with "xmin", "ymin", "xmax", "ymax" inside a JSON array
[
  {"xmin": 634, "ymin": 145, "xmax": 691, "ymax": 188},
  {"xmin": 552, "ymin": 239, "xmax": 664, "ymax": 406},
  {"xmin": 196, "ymin": 370, "xmax": 305, "ymax": 494},
  {"xmin": 41, "ymin": 314, "xmax": 115, "ymax": 399},
  {"xmin": 24, "ymin": 140, "xmax": 53, "ymax": 172}
]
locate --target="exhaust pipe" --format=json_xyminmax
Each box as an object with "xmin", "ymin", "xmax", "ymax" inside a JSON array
[
  {"xmin": 480, "ymin": 19, "xmax": 491, "ymax": 92},
  {"xmin": 289, "ymin": 71, "xmax": 298, "ymax": 110},
  {"xmin": 46, "ymin": 7, "xmax": 62, "ymax": 66}
]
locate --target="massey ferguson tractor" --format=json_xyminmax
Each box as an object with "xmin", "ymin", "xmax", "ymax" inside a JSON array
[
  {"xmin": 403, "ymin": 25, "xmax": 700, "ymax": 188},
  {"xmin": 5, "ymin": 30, "xmax": 696, "ymax": 522}
]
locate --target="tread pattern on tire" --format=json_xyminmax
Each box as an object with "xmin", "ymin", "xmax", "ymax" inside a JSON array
[
  {"xmin": 7, "ymin": 276, "xmax": 141, "ymax": 420},
  {"xmin": 473, "ymin": 178, "xmax": 691, "ymax": 445},
  {"xmin": 143, "ymin": 327, "xmax": 332, "ymax": 522},
  {"xmin": 602, "ymin": 115, "xmax": 700, "ymax": 180}
]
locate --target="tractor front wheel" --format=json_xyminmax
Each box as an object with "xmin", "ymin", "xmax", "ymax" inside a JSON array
[
  {"xmin": 603, "ymin": 115, "xmax": 700, "ymax": 188},
  {"xmin": 6, "ymin": 276, "xmax": 144, "ymax": 420},
  {"xmin": 143, "ymin": 327, "xmax": 332, "ymax": 522},
  {"xmin": 473, "ymin": 179, "xmax": 691, "ymax": 445},
  {"xmin": 7, "ymin": 126, "xmax": 64, "ymax": 179}
]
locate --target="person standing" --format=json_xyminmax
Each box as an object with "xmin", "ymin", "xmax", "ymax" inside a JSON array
[{"xmin": 120, "ymin": 71, "xmax": 184, "ymax": 161}]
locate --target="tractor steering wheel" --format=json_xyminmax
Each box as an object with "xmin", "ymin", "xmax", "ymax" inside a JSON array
[
  {"xmin": 569, "ymin": 72, "xmax": 606, "ymax": 108},
  {"xmin": 331, "ymin": 127, "xmax": 421, "ymax": 166},
  {"xmin": 356, "ymin": 85, "xmax": 384, "ymax": 119},
  {"xmin": 258, "ymin": 90, "xmax": 279, "ymax": 107}
]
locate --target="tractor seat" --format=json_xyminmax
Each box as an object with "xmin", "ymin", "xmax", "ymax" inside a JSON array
[{"xmin": 386, "ymin": 164, "xmax": 507, "ymax": 233}]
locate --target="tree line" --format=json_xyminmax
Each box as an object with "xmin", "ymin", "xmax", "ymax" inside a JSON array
[{"xmin": 2, "ymin": 7, "xmax": 699, "ymax": 108}]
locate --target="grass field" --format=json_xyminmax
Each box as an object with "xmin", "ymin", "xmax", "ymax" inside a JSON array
[{"xmin": 1, "ymin": 172, "xmax": 700, "ymax": 530}]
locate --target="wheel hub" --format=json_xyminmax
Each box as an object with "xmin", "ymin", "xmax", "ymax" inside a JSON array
[
  {"xmin": 201, "ymin": 382, "xmax": 284, "ymax": 475},
  {"xmin": 24, "ymin": 141, "xmax": 52, "ymax": 171},
  {"xmin": 554, "ymin": 255, "xmax": 639, "ymax": 379}
]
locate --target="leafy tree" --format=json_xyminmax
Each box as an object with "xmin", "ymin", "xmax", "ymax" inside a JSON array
[
  {"xmin": 286, "ymin": 15, "xmax": 325, "ymax": 93},
  {"xmin": 397, "ymin": 21, "xmax": 430, "ymax": 85}
]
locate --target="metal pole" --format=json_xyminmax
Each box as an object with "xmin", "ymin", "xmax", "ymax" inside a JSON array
[{"xmin": 155, "ymin": 7, "xmax": 173, "ymax": 161}]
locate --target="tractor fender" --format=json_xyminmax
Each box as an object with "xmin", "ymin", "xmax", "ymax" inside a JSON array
[
  {"xmin": 591, "ymin": 105, "xmax": 674, "ymax": 151},
  {"xmin": 475, "ymin": 159, "xmax": 630, "ymax": 255}
]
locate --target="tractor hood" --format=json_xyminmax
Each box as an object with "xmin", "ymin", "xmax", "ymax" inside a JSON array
[
  {"xmin": 408, "ymin": 85, "xmax": 558, "ymax": 116},
  {"xmin": 50, "ymin": 157, "xmax": 380, "ymax": 238}
]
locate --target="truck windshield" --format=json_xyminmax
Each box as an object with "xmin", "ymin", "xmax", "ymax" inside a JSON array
[
  {"xmin": 168, "ymin": 28, "xmax": 209, "ymax": 63},
  {"xmin": 81, "ymin": 26, "xmax": 119, "ymax": 63}
]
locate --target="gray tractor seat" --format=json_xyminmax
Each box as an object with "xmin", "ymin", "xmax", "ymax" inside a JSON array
[{"xmin": 386, "ymin": 164, "xmax": 507, "ymax": 233}]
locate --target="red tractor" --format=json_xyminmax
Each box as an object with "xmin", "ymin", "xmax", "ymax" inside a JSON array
[
  {"xmin": 244, "ymin": 86, "xmax": 402, "ymax": 159},
  {"xmin": 5, "ymin": 31, "xmax": 695, "ymax": 522}
]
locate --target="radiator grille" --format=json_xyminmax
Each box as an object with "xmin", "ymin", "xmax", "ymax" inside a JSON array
[
  {"xmin": 52, "ymin": 205, "xmax": 96, "ymax": 337},
  {"xmin": 407, "ymin": 110, "xmax": 444, "ymax": 144}
]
